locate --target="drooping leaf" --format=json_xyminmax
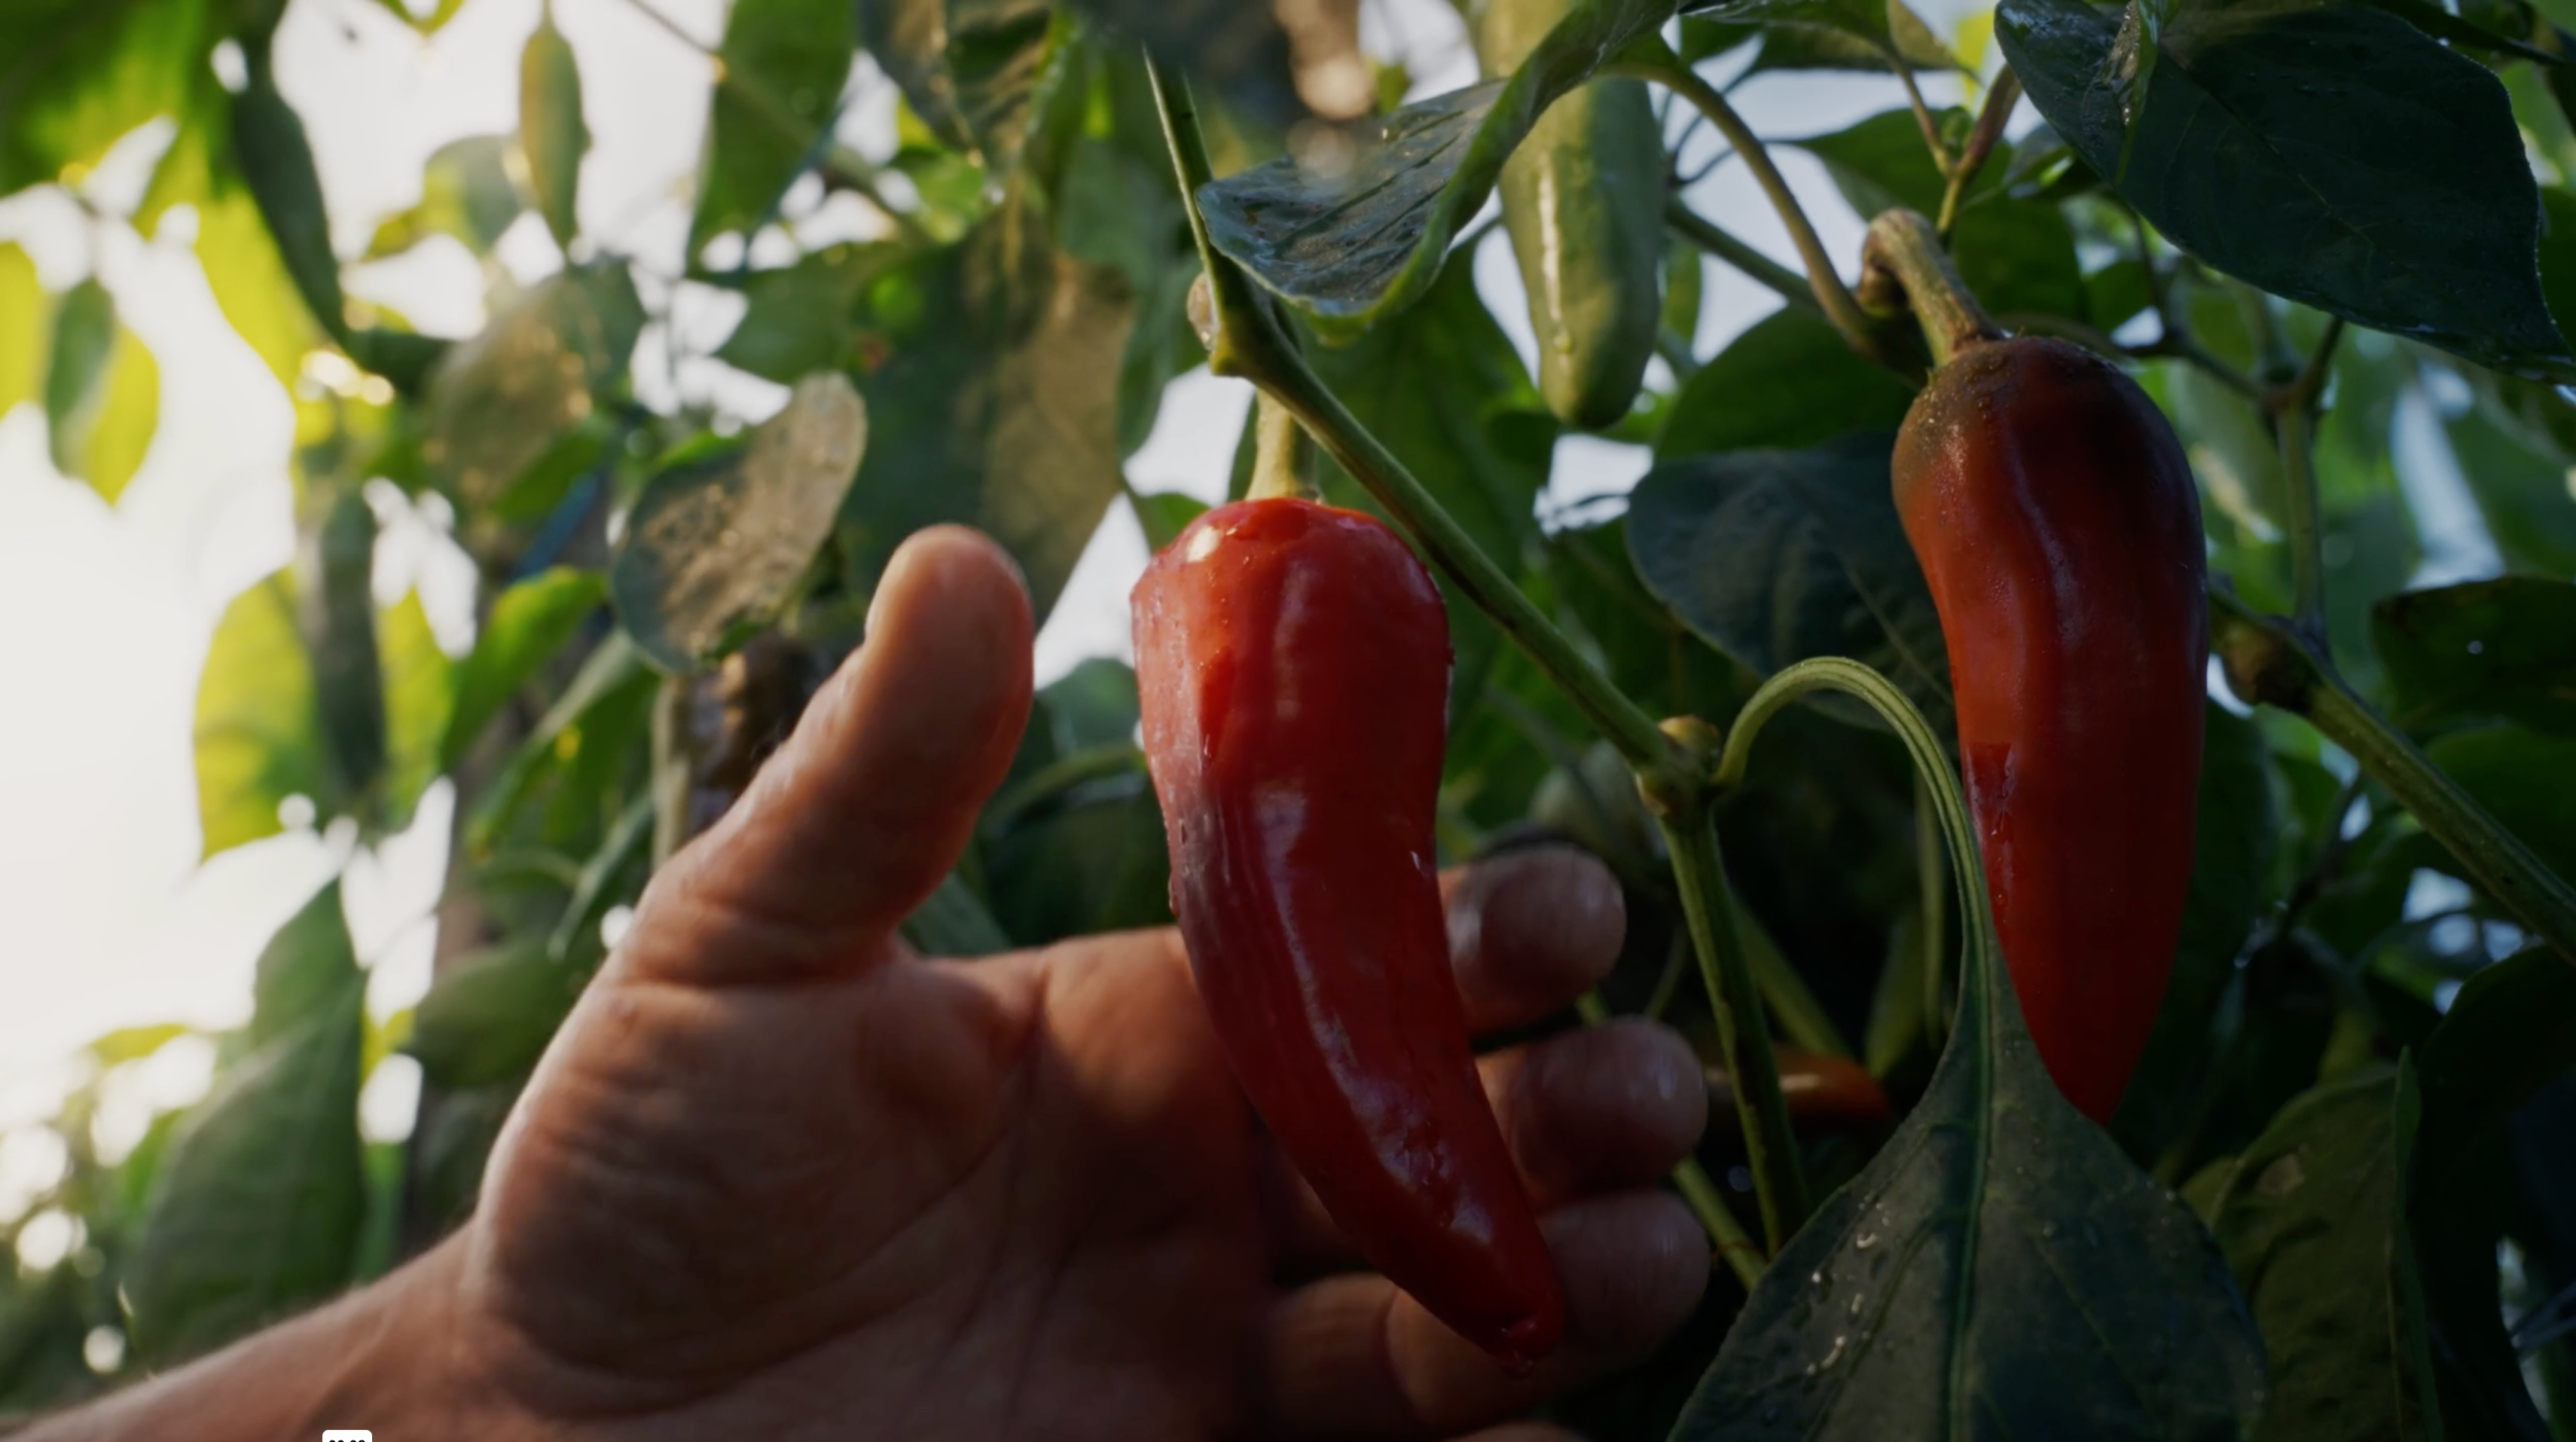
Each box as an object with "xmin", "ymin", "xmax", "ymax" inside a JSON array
[
  {"xmin": 41, "ymin": 278, "xmax": 114, "ymax": 477},
  {"xmin": 1628, "ymin": 432, "xmax": 1955, "ymax": 739},
  {"xmin": 420, "ymin": 263, "xmax": 641, "ymax": 511},
  {"xmin": 1195, "ymin": 0, "xmax": 1679, "ymax": 342},
  {"xmin": 303, "ymin": 489, "xmax": 385, "ymax": 814},
  {"xmin": 518, "ymin": 5, "xmax": 587, "ymax": 252},
  {"xmin": 229, "ymin": 58, "xmax": 346, "ymax": 341},
  {"xmin": 612, "ymin": 372, "xmax": 868, "ymax": 672},
  {"xmin": 44, "ymin": 292, "xmax": 158, "ymax": 504},
  {"xmin": 379, "ymin": 589, "xmax": 454, "ymax": 830},
  {"xmin": 2373, "ymin": 577, "xmax": 2576, "ymax": 738},
  {"xmin": 249, "ymin": 881, "xmax": 359, "ymax": 1048},
  {"xmin": 2193, "ymin": 1067, "xmax": 2438, "ymax": 1442},
  {"xmin": 687, "ymin": 0, "xmax": 854, "ymax": 257},
  {"xmin": 441, "ymin": 567, "xmax": 607, "ymax": 771},
  {"xmin": 406, "ymin": 943, "xmax": 584, "ymax": 1088},
  {"xmin": 194, "ymin": 573, "xmax": 322, "ymax": 859},
  {"xmin": 362, "ymin": 135, "xmax": 524, "ymax": 260},
  {"xmin": 1998, "ymin": 0, "xmax": 2574, "ymax": 379},
  {"xmin": 839, "ymin": 207, "xmax": 1134, "ymax": 622},
  {"xmin": 124, "ymin": 933, "xmax": 364, "ymax": 1363},
  {"xmin": 1656, "ymin": 307, "xmax": 1918, "ymax": 458},
  {"xmin": 1668, "ymin": 890, "xmax": 2265, "ymax": 1438}
]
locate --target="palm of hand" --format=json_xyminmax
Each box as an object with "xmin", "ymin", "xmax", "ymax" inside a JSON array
[{"xmin": 446, "ymin": 530, "xmax": 1709, "ymax": 1442}]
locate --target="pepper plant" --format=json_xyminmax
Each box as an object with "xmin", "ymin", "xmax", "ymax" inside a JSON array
[{"xmin": 4, "ymin": 0, "xmax": 2576, "ymax": 1434}]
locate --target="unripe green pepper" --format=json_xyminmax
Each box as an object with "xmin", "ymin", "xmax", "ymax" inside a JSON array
[{"xmin": 1467, "ymin": 0, "xmax": 1665, "ymax": 430}]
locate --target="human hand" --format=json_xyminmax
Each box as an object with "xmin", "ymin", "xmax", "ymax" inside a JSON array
[{"xmin": 439, "ymin": 527, "xmax": 1712, "ymax": 1440}]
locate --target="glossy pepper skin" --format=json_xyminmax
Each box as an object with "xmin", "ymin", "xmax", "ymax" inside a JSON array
[
  {"xmin": 1891, "ymin": 335, "xmax": 2208, "ymax": 1123},
  {"xmin": 1132, "ymin": 498, "xmax": 1566, "ymax": 1372}
]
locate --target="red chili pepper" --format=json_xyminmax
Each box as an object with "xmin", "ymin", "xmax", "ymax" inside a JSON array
[
  {"xmin": 1708, "ymin": 1049, "xmax": 1893, "ymax": 1134},
  {"xmin": 1132, "ymin": 497, "xmax": 1566, "ymax": 1373},
  {"xmin": 1892, "ymin": 335, "xmax": 2208, "ymax": 1123}
]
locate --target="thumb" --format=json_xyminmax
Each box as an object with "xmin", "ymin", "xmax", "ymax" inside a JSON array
[{"xmin": 624, "ymin": 525, "xmax": 1034, "ymax": 985}]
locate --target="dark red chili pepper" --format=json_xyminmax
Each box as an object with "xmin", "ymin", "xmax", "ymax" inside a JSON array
[
  {"xmin": 1132, "ymin": 497, "xmax": 1565, "ymax": 1372},
  {"xmin": 1892, "ymin": 335, "xmax": 2208, "ymax": 1123}
]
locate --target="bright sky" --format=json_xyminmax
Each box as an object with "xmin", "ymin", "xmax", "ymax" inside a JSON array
[{"xmin": 0, "ymin": 0, "xmax": 2022, "ymax": 1138}]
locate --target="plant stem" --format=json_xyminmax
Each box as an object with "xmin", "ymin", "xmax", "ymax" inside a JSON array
[
  {"xmin": 1624, "ymin": 44, "xmax": 1879, "ymax": 359},
  {"xmin": 2210, "ymin": 589, "xmax": 2576, "ymax": 964},
  {"xmin": 1677, "ymin": 1157, "xmax": 1769, "ymax": 1291},
  {"xmin": 2263, "ymin": 315, "xmax": 2343, "ymax": 644},
  {"xmin": 2275, "ymin": 405, "xmax": 2327, "ymax": 644},
  {"xmin": 1665, "ymin": 197, "xmax": 1818, "ymax": 317},
  {"xmin": 1246, "ymin": 391, "xmax": 1317, "ymax": 503},
  {"xmin": 1935, "ymin": 68, "xmax": 2021, "ymax": 237},
  {"xmin": 1578, "ymin": 991, "xmax": 1767, "ymax": 1288},
  {"xmin": 1657, "ymin": 799, "xmax": 1811, "ymax": 1251},
  {"xmin": 1915, "ymin": 769, "xmax": 1950, "ymax": 1049},
  {"xmin": 1897, "ymin": 66, "xmax": 1952, "ymax": 178},
  {"xmin": 1858, "ymin": 208, "xmax": 2004, "ymax": 371}
]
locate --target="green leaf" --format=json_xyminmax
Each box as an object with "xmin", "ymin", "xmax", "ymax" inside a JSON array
[
  {"xmin": 983, "ymin": 762, "xmax": 1170, "ymax": 944},
  {"xmin": 1057, "ymin": 0, "xmax": 1311, "ymax": 129},
  {"xmin": 361, "ymin": 136, "xmax": 524, "ymax": 260},
  {"xmin": 898, "ymin": 871, "xmax": 1015, "ymax": 956},
  {"xmin": 2112, "ymin": 700, "xmax": 2279, "ymax": 1163},
  {"xmin": 250, "ymin": 881, "xmax": 359, "ymax": 1047},
  {"xmin": 2422, "ymin": 723, "xmax": 2576, "ymax": 887},
  {"xmin": 0, "ymin": 0, "xmax": 212, "ymax": 195},
  {"xmin": 1655, "ymin": 307, "xmax": 1918, "ymax": 458},
  {"xmin": 2447, "ymin": 396, "xmax": 2576, "ymax": 578},
  {"xmin": 304, "ymin": 490, "xmax": 386, "ymax": 820},
  {"xmin": 1195, "ymin": 0, "xmax": 1678, "ymax": 342},
  {"xmin": 839, "ymin": 209, "xmax": 1134, "ymax": 622},
  {"xmin": 169, "ymin": 140, "xmax": 326, "ymax": 390},
  {"xmin": 41, "ymin": 278, "xmax": 114, "ymax": 478},
  {"xmin": 1127, "ymin": 487, "xmax": 1207, "ymax": 551},
  {"xmin": 713, "ymin": 241, "xmax": 912, "ymax": 382},
  {"xmin": 379, "ymin": 589, "xmax": 453, "ymax": 830},
  {"xmin": 518, "ymin": 7, "xmax": 587, "ymax": 252},
  {"xmin": 1684, "ymin": 0, "xmax": 1961, "ymax": 69},
  {"xmin": 0, "ymin": 243, "xmax": 40, "ymax": 415},
  {"xmin": 613, "ymin": 373, "xmax": 868, "ymax": 672},
  {"xmin": 194, "ymin": 573, "xmax": 322, "ymax": 859},
  {"xmin": 405, "ymin": 943, "xmax": 583, "ymax": 1087},
  {"xmin": 1998, "ymin": 0, "xmax": 2574, "ymax": 380},
  {"xmin": 45, "ymin": 298, "xmax": 158, "ymax": 505},
  {"xmin": 859, "ymin": 0, "xmax": 1061, "ymax": 176},
  {"xmin": 126, "ymin": 970, "xmax": 364, "ymax": 1363},
  {"xmin": 2416, "ymin": 947, "xmax": 2576, "ymax": 1186},
  {"xmin": 463, "ymin": 630, "xmax": 650, "ymax": 857},
  {"xmin": 2194, "ymin": 1067, "xmax": 2439, "ymax": 1442},
  {"xmin": 2374, "ymin": 577, "xmax": 2576, "ymax": 738},
  {"xmin": 688, "ymin": 0, "xmax": 854, "ymax": 257},
  {"xmin": 1627, "ymin": 432, "xmax": 1955, "ymax": 739},
  {"xmin": 442, "ymin": 567, "xmax": 606, "ymax": 772},
  {"xmin": 420, "ymin": 263, "xmax": 640, "ymax": 510},
  {"xmin": 230, "ymin": 61, "xmax": 347, "ymax": 341},
  {"xmin": 1668, "ymin": 895, "xmax": 2265, "ymax": 1438}
]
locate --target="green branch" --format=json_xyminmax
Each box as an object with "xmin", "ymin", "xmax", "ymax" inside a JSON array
[
  {"xmin": 1620, "ymin": 41, "xmax": 1881, "ymax": 360},
  {"xmin": 2211, "ymin": 589, "xmax": 2576, "ymax": 965},
  {"xmin": 1665, "ymin": 197, "xmax": 1818, "ymax": 318}
]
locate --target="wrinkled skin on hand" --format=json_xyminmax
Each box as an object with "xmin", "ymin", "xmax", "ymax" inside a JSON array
[{"xmin": 439, "ymin": 528, "xmax": 1712, "ymax": 1442}]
